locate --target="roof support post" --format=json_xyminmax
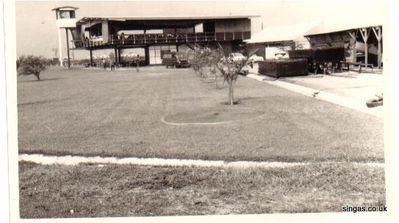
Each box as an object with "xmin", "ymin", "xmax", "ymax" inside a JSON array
[
  {"xmin": 359, "ymin": 28, "xmax": 370, "ymax": 65},
  {"xmin": 372, "ymin": 26, "xmax": 383, "ymax": 69},
  {"xmin": 347, "ymin": 30, "xmax": 357, "ymax": 63},
  {"xmin": 117, "ymin": 48, "xmax": 121, "ymax": 65},
  {"xmin": 114, "ymin": 46, "xmax": 118, "ymax": 65},
  {"xmin": 65, "ymin": 28, "xmax": 71, "ymax": 68},
  {"xmin": 89, "ymin": 49, "xmax": 93, "ymax": 66},
  {"xmin": 144, "ymin": 46, "xmax": 150, "ymax": 65}
]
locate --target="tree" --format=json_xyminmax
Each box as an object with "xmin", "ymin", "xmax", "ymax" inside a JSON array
[
  {"xmin": 189, "ymin": 45, "xmax": 252, "ymax": 105},
  {"xmin": 217, "ymin": 55, "xmax": 248, "ymax": 105},
  {"xmin": 17, "ymin": 55, "xmax": 48, "ymax": 81}
]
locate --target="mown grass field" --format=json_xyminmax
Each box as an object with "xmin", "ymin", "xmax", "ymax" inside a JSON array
[
  {"xmin": 17, "ymin": 67, "xmax": 385, "ymax": 217},
  {"xmin": 19, "ymin": 161, "xmax": 385, "ymax": 218},
  {"xmin": 17, "ymin": 67, "xmax": 384, "ymax": 162}
]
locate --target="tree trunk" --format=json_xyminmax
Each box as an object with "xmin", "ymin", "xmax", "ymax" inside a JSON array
[
  {"xmin": 34, "ymin": 72, "xmax": 41, "ymax": 81},
  {"xmin": 228, "ymin": 80, "xmax": 234, "ymax": 105},
  {"xmin": 215, "ymin": 74, "xmax": 219, "ymax": 89}
]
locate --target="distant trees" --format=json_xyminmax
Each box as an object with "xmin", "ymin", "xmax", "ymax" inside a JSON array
[{"xmin": 17, "ymin": 55, "xmax": 48, "ymax": 81}]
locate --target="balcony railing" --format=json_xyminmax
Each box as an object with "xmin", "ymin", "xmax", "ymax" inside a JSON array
[{"xmin": 73, "ymin": 31, "xmax": 251, "ymax": 48}]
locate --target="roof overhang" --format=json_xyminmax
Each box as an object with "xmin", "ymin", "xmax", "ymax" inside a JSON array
[
  {"xmin": 77, "ymin": 15, "xmax": 259, "ymax": 25},
  {"xmin": 245, "ymin": 22, "xmax": 318, "ymax": 44},
  {"xmin": 52, "ymin": 6, "xmax": 79, "ymax": 11},
  {"xmin": 304, "ymin": 20, "xmax": 383, "ymax": 36}
]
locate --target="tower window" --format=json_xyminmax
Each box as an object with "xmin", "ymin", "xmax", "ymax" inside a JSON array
[{"xmin": 58, "ymin": 11, "xmax": 75, "ymax": 19}]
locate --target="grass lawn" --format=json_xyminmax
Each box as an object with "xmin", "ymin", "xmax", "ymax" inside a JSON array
[
  {"xmin": 17, "ymin": 67, "xmax": 384, "ymax": 162},
  {"xmin": 19, "ymin": 161, "xmax": 385, "ymax": 218}
]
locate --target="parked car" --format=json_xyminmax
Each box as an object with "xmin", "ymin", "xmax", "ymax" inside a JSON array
[{"xmin": 162, "ymin": 52, "xmax": 190, "ymax": 68}]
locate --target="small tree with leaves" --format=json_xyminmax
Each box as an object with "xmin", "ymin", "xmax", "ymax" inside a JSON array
[
  {"xmin": 17, "ymin": 55, "xmax": 48, "ymax": 81},
  {"xmin": 216, "ymin": 55, "xmax": 248, "ymax": 105}
]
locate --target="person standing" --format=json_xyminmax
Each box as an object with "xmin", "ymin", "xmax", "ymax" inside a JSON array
[
  {"xmin": 102, "ymin": 58, "xmax": 106, "ymax": 70},
  {"xmin": 136, "ymin": 54, "xmax": 140, "ymax": 72}
]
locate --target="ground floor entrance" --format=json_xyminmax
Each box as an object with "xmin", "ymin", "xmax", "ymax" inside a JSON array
[{"xmin": 148, "ymin": 45, "xmax": 177, "ymax": 64}]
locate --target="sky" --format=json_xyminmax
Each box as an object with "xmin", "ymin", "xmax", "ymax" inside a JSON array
[{"xmin": 15, "ymin": 0, "xmax": 386, "ymax": 59}]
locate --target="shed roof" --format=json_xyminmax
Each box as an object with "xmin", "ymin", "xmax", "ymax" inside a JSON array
[
  {"xmin": 245, "ymin": 22, "xmax": 318, "ymax": 44},
  {"xmin": 305, "ymin": 17, "xmax": 383, "ymax": 36}
]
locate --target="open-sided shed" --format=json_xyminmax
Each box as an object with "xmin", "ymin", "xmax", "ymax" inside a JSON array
[{"xmin": 305, "ymin": 19, "xmax": 383, "ymax": 68}]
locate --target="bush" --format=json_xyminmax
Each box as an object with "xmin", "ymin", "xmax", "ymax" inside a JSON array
[{"xmin": 17, "ymin": 55, "xmax": 48, "ymax": 81}]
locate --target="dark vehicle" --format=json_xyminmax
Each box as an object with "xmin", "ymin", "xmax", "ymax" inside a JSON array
[{"xmin": 162, "ymin": 52, "xmax": 190, "ymax": 68}]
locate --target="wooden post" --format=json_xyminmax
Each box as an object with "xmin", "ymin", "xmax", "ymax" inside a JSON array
[
  {"xmin": 347, "ymin": 30, "xmax": 357, "ymax": 63},
  {"xmin": 114, "ymin": 46, "xmax": 118, "ymax": 65},
  {"xmin": 144, "ymin": 46, "xmax": 150, "ymax": 65},
  {"xmin": 359, "ymin": 28, "xmax": 370, "ymax": 65},
  {"xmin": 117, "ymin": 48, "xmax": 121, "ymax": 65},
  {"xmin": 89, "ymin": 49, "xmax": 93, "ymax": 66},
  {"xmin": 372, "ymin": 26, "xmax": 383, "ymax": 69},
  {"xmin": 65, "ymin": 28, "xmax": 71, "ymax": 68}
]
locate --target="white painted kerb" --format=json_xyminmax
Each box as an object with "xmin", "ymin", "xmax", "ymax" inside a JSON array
[{"xmin": 19, "ymin": 154, "xmax": 384, "ymax": 169}]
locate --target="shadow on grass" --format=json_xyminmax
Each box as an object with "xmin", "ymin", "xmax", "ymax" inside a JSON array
[
  {"xmin": 18, "ymin": 78, "xmax": 64, "ymax": 83},
  {"xmin": 18, "ymin": 97, "xmax": 69, "ymax": 106}
]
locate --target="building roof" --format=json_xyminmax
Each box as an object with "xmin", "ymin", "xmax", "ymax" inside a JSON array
[
  {"xmin": 52, "ymin": 6, "xmax": 79, "ymax": 11},
  {"xmin": 305, "ymin": 17, "xmax": 383, "ymax": 36},
  {"xmin": 77, "ymin": 15, "xmax": 259, "ymax": 25},
  {"xmin": 245, "ymin": 22, "xmax": 318, "ymax": 44}
]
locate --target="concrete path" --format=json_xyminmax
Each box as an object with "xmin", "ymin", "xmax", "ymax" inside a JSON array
[{"xmin": 247, "ymin": 70, "xmax": 384, "ymax": 118}]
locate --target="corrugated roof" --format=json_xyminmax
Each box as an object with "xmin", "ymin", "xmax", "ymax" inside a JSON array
[{"xmin": 245, "ymin": 22, "xmax": 318, "ymax": 44}]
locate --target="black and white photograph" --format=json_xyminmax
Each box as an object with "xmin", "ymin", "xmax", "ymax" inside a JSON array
[{"xmin": 3, "ymin": 0, "xmax": 399, "ymax": 222}]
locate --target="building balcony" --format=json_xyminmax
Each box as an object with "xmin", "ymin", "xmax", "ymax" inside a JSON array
[{"xmin": 73, "ymin": 31, "xmax": 251, "ymax": 49}]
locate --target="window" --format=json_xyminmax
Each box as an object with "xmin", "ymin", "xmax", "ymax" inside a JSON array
[{"xmin": 58, "ymin": 10, "xmax": 75, "ymax": 19}]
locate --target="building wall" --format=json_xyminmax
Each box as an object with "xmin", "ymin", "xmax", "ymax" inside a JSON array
[{"xmin": 214, "ymin": 19, "xmax": 251, "ymax": 33}]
